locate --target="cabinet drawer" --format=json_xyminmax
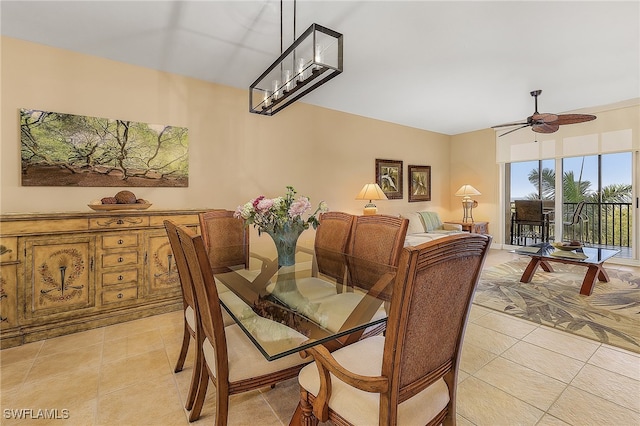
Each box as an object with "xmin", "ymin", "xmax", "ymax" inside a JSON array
[
  {"xmin": 89, "ymin": 216, "xmax": 149, "ymax": 230},
  {"xmin": 102, "ymin": 287, "xmax": 138, "ymax": 304},
  {"xmin": 149, "ymin": 214, "xmax": 199, "ymax": 227},
  {"xmin": 102, "ymin": 251, "xmax": 139, "ymax": 268},
  {"xmin": 101, "ymin": 234, "xmax": 139, "ymax": 249},
  {"xmin": 102, "ymin": 269, "xmax": 138, "ymax": 286}
]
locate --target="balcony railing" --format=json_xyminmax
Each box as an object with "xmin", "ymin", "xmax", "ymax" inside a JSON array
[
  {"xmin": 563, "ymin": 201, "xmax": 632, "ymax": 249},
  {"xmin": 509, "ymin": 201, "xmax": 633, "ymax": 256}
]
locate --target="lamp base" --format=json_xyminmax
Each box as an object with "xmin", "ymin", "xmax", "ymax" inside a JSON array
[
  {"xmin": 363, "ymin": 202, "xmax": 377, "ymax": 216},
  {"xmin": 462, "ymin": 198, "xmax": 474, "ymax": 223}
]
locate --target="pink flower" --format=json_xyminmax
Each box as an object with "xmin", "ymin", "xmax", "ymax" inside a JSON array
[
  {"xmin": 252, "ymin": 195, "xmax": 265, "ymax": 209},
  {"xmin": 256, "ymin": 198, "xmax": 275, "ymax": 212},
  {"xmin": 289, "ymin": 197, "xmax": 311, "ymax": 218}
]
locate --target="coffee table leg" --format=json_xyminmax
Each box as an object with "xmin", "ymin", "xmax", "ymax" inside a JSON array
[
  {"xmin": 580, "ymin": 265, "xmax": 611, "ymax": 296},
  {"xmin": 540, "ymin": 260, "xmax": 554, "ymax": 273},
  {"xmin": 521, "ymin": 258, "xmax": 541, "ymax": 283},
  {"xmin": 597, "ymin": 267, "xmax": 611, "ymax": 283}
]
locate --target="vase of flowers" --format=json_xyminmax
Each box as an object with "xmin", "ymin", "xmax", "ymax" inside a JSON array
[{"xmin": 234, "ymin": 186, "xmax": 328, "ymax": 268}]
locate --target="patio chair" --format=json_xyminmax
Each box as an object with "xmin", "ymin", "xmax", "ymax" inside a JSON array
[{"xmin": 563, "ymin": 201, "xmax": 589, "ymax": 243}]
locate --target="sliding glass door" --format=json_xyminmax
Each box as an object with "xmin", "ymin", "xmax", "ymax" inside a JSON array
[
  {"xmin": 562, "ymin": 153, "xmax": 633, "ymax": 257},
  {"xmin": 506, "ymin": 152, "xmax": 634, "ymax": 259}
]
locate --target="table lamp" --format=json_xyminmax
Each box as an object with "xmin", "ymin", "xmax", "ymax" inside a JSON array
[
  {"xmin": 356, "ymin": 183, "xmax": 387, "ymax": 215},
  {"xmin": 455, "ymin": 184, "xmax": 481, "ymax": 222}
]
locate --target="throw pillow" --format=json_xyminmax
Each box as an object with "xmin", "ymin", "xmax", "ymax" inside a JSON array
[
  {"xmin": 403, "ymin": 212, "xmax": 426, "ymax": 235},
  {"xmin": 419, "ymin": 211, "xmax": 442, "ymax": 232}
]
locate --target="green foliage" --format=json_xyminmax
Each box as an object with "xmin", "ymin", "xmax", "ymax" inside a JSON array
[{"xmin": 522, "ymin": 160, "xmax": 633, "ymax": 246}]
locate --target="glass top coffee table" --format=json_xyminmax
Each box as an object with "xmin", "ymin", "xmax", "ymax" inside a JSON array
[{"xmin": 513, "ymin": 243, "xmax": 620, "ymax": 296}]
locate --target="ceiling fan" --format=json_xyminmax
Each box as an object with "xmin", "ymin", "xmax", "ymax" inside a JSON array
[{"xmin": 492, "ymin": 90, "xmax": 596, "ymax": 137}]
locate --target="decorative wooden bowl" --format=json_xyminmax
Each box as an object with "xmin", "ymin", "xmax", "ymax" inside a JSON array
[
  {"xmin": 88, "ymin": 203, "xmax": 152, "ymax": 211},
  {"xmin": 553, "ymin": 242, "xmax": 582, "ymax": 251}
]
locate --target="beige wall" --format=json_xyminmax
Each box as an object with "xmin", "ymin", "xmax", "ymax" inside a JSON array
[
  {"xmin": 450, "ymin": 128, "xmax": 499, "ymax": 228},
  {"xmin": 1, "ymin": 37, "xmax": 453, "ymax": 219},
  {"xmin": 3, "ymin": 36, "xmax": 637, "ymax": 249}
]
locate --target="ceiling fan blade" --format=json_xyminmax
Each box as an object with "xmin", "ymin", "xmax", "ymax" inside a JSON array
[
  {"xmin": 554, "ymin": 114, "xmax": 597, "ymax": 125},
  {"xmin": 498, "ymin": 124, "xmax": 531, "ymax": 137},
  {"xmin": 532, "ymin": 122, "xmax": 560, "ymax": 133},
  {"xmin": 531, "ymin": 113, "xmax": 558, "ymax": 123},
  {"xmin": 491, "ymin": 121, "xmax": 528, "ymax": 129}
]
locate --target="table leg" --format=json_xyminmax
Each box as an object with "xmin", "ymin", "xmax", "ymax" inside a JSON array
[
  {"xmin": 520, "ymin": 258, "xmax": 541, "ymax": 283},
  {"xmin": 580, "ymin": 265, "xmax": 611, "ymax": 296},
  {"xmin": 521, "ymin": 258, "xmax": 555, "ymax": 283},
  {"xmin": 597, "ymin": 267, "xmax": 611, "ymax": 283},
  {"xmin": 540, "ymin": 260, "xmax": 554, "ymax": 273}
]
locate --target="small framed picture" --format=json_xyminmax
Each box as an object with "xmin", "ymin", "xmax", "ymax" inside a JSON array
[
  {"xmin": 375, "ymin": 159, "xmax": 403, "ymax": 200},
  {"xmin": 408, "ymin": 165, "xmax": 431, "ymax": 202}
]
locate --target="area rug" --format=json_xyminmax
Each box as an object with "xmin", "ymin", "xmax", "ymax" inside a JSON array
[{"xmin": 473, "ymin": 260, "xmax": 640, "ymax": 353}]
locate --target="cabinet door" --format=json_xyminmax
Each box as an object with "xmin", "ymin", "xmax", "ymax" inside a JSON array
[
  {"xmin": 146, "ymin": 230, "xmax": 181, "ymax": 296},
  {"xmin": 0, "ymin": 237, "xmax": 18, "ymax": 327},
  {"xmin": 24, "ymin": 236, "xmax": 95, "ymax": 317},
  {"xmin": 0, "ymin": 265, "xmax": 18, "ymax": 329}
]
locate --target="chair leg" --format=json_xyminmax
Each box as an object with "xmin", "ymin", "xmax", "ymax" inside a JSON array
[
  {"xmin": 214, "ymin": 382, "xmax": 230, "ymax": 426},
  {"xmin": 300, "ymin": 390, "xmax": 319, "ymax": 426},
  {"xmin": 174, "ymin": 321, "xmax": 190, "ymax": 373},
  {"xmin": 188, "ymin": 360, "xmax": 209, "ymax": 422},
  {"xmin": 185, "ymin": 333, "xmax": 202, "ymax": 410}
]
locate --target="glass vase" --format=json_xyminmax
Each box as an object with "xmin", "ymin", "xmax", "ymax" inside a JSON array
[{"xmin": 265, "ymin": 222, "xmax": 305, "ymax": 268}]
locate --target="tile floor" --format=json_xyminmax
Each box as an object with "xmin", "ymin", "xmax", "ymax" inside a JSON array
[{"xmin": 1, "ymin": 249, "xmax": 639, "ymax": 426}]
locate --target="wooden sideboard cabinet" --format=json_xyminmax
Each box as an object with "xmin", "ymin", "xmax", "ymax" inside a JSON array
[{"xmin": 0, "ymin": 209, "xmax": 204, "ymax": 348}]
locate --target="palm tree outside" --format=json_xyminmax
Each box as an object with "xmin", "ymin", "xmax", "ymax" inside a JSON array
[{"xmin": 521, "ymin": 154, "xmax": 633, "ymax": 249}]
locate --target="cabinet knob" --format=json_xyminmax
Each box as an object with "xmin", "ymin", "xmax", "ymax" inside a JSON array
[
  {"xmin": 118, "ymin": 239, "xmax": 124, "ymax": 245},
  {"xmin": 118, "ymin": 275, "xmax": 124, "ymax": 281},
  {"xmin": 117, "ymin": 293, "xmax": 123, "ymax": 299},
  {"xmin": 118, "ymin": 257, "xmax": 124, "ymax": 263},
  {"xmin": 117, "ymin": 219, "xmax": 124, "ymax": 225}
]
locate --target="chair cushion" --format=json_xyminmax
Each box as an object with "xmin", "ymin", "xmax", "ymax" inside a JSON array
[
  {"xmin": 202, "ymin": 322, "xmax": 308, "ymax": 382},
  {"xmin": 298, "ymin": 336, "xmax": 450, "ymax": 425},
  {"xmin": 267, "ymin": 276, "xmax": 337, "ymax": 302},
  {"xmin": 418, "ymin": 211, "xmax": 443, "ymax": 232},
  {"xmin": 403, "ymin": 212, "xmax": 427, "ymax": 235},
  {"xmin": 219, "ymin": 291, "xmax": 257, "ymax": 321},
  {"xmin": 185, "ymin": 306, "xmax": 196, "ymax": 331},
  {"xmin": 313, "ymin": 292, "xmax": 387, "ymax": 332}
]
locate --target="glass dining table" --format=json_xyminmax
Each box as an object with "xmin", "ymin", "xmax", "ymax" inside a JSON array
[{"xmin": 213, "ymin": 243, "xmax": 397, "ymax": 361}]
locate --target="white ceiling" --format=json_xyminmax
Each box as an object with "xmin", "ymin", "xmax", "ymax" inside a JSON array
[{"xmin": 2, "ymin": 0, "xmax": 639, "ymax": 135}]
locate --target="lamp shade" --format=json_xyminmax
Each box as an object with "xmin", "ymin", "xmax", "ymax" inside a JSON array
[
  {"xmin": 455, "ymin": 185, "xmax": 481, "ymax": 198},
  {"xmin": 356, "ymin": 183, "xmax": 388, "ymax": 201}
]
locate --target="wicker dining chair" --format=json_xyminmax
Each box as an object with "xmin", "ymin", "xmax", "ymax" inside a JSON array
[
  {"xmin": 198, "ymin": 210, "xmax": 250, "ymax": 274},
  {"xmin": 312, "ymin": 214, "xmax": 408, "ymax": 345},
  {"xmin": 277, "ymin": 211, "xmax": 355, "ymax": 301},
  {"xmin": 199, "ymin": 209, "xmax": 276, "ymax": 325},
  {"xmin": 297, "ymin": 233, "xmax": 492, "ymax": 426},
  {"xmin": 175, "ymin": 223, "xmax": 310, "ymax": 424}
]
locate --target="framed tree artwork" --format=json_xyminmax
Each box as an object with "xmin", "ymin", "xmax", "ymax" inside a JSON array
[
  {"xmin": 408, "ymin": 165, "xmax": 431, "ymax": 202},
  {"xmin": 375, "ymin": 159, "xmax": 403, "ymax": 199},
  {"xmin": 20, "ymin": 108, "xmax": 189, "ymax": 187}
]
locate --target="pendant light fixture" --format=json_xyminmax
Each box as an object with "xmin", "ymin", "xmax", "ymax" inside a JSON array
[{"xmin": 249, "ymin": 0, "xmax": 343, "ymax": 116}]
